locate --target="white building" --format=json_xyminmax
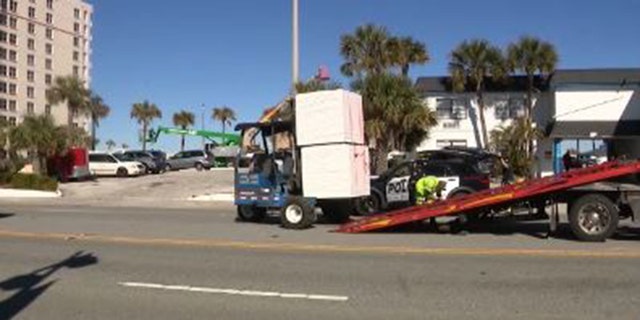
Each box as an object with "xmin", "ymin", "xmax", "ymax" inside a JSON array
[{"xmin": 0, "ymin": 0, "xmax": 93, "ymax": 129}]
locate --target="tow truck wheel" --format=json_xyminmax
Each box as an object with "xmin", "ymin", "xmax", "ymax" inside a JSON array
[
  {"xmin": 237, "ymin": 205, "xmax": 267, "ymax": 222},
  {"xmin": 569, "ymin": 194, "xmax": 619, "ymax": 242},
  {"xmin": 281, "ymin": 197, "xmax": 315, "ymax": 229}
]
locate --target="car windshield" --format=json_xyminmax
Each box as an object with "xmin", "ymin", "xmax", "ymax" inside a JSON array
[{"xmin": 113, "ymin": 153, "xmax": 133, "ymax": 161}]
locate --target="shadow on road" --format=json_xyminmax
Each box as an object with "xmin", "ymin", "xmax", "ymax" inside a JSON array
[
  {"xmin": 0, "ymin": 213, "xmax": 14, "ymax": 220},
  {"xmin": 0, "ymin": 251, "xmax": 98, "ymax": 320}
]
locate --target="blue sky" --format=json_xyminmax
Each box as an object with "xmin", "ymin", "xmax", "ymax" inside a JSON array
[{"xmin": 90, "ymin": 0, "xmax": 640, "ymax": 153}]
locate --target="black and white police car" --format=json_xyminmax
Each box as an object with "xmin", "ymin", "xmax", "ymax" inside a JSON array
[{"xmin": 357, "ymin": 158, "xmax": 491, "ymax": 215}]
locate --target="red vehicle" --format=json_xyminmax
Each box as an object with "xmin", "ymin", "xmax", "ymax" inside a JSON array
[{"xmin": 47, "ymin": 147, "xmax": 92, "ymax": 182}]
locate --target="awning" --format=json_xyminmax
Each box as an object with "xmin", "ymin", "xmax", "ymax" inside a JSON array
[{"xmin": 546, "ymin": 120, "xmax": 640, "ymax": 138}]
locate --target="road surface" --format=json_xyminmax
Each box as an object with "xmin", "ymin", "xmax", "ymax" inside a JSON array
[{"xmin": 0, "ymin": 203, "xmax": 639, "ymax": 319}]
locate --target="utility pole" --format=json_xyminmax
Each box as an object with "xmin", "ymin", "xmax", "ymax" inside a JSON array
[
  {"xmin": 292, "ymin": 0, "xmax": 299, "ymax": 93},
  {"xmin": 201, "ymin": 103, "xmax": 205, "ymax": 149}
]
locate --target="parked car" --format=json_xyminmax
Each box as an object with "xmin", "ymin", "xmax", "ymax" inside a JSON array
[
  {"xmin": 116, "ymin": 150, "xmax": 166, "ymax": 174},
  {"xmin": 88, "ymin": 152, "xmax": 145, "ymax": 177},
  {"xmin": 356, "ymin": 158, "xmax": 490, "ymax": 215},
  {"xmin": 165, "ymin": 149, "xmax": 215, "ymax": 171}
]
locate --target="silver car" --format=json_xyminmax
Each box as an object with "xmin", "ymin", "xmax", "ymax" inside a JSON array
[{"xmin": 165, "ymin": 149, "xmax": 215, "ymax": 171}]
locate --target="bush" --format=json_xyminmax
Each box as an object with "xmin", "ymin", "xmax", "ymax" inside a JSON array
[
  {"xmin": 9, "ymin": 173, "xmax": 58, "ymax": 191},
  {"xmin": 0, "ymin": 157, "xmax": 25, "ymax": 184}
]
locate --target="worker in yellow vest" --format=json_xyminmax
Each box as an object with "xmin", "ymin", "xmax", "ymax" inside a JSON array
[{"xmin": 415, "ymin": 176, "xmax": 447, "ymax": 205}]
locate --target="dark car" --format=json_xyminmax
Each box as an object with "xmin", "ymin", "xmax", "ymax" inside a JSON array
[
  {"xmin": 118, "ymin": 150, "xmax": 165, "ymax": 174},
  {"xmin": 418, "ymin": 147, "xmax": 499, "ymax": 175},
  {"xmin": 357, "ymin": 158, "xmax": 490, "ymax": 215},
  {"xmin": 165, "ymin": 149, "xmax": 215, "ymax": 171}
]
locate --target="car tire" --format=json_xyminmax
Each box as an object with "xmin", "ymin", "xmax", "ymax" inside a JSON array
[
  {"xmin": 195, "ymin": 162, "xmax": 204, "ymax": 171},
  {"xmin": 237, "ymin": 205, "xmax": 267, "ymax": 222},
  {"xmin": 447, "ymin": 190, "xmax": 476, "ymax": 223},
  {"xmin": 320, "ymin": 200, "xmax": 352, "ymax": 223},
  {"xmin": 142, "ymin": 164, "xmax": 150, "ymax": 174},
  {"xmin": 354, "ymin": 194, "xmax": 382, "ymax": 216},
  {"xmin": 568, "ymin": 193, "xmax": 619, "ymax": 242},
  {"xmin": 164, "ymin": 164, "xmax": 172, "ymax": 172},
  {"xmin": 281, "ymin": 197, "xmax": 315, "ymax": 229},
  {"xmin": 116, "ymin": 167, "xmax": 128, "ymax": 178}
]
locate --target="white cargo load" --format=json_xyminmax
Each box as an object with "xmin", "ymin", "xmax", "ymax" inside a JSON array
[
  {"xmin": 301, "ymin": 144, "xmax": 370, "ymax": 199},
  {"xmin": 295, "ymin": 89, "xmax": 364, "ymax": 146}
]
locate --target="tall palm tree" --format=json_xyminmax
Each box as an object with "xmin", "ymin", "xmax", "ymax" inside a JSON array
[
  {"xmin": 172, "ymin": 110, "xmax": 195, "ymax": 151},
  {"xmin": 130, "ymin": 100, "xmax": 162, "ymax": 151},
  {"xmin": 388, "ymin": 36, "xmax": 429, "ymax": 77},
  {"xmin": 105, "ymin": 139, "xmax": 116, "ymax": 151},
  {"xmin": 212, "ymin": 107, "xmax": 236, "ymax": 144},
  {"xmin": 449, "ymin": 39, "xmax": 505, "ymax": 149},
  {"xmin": 46, "ymin": 75, "xmax": 90, "ymax": 127},
  {"xmin": 340, "ymin": 24, "xmax": 393, "ymax": 78},
  {"xmin": 9, "ymin": 115, "xmax": 64, "ymax": 175},
  {"xmin": 88, "ymin": 93, "xmax": 110, "ymax": 150}
]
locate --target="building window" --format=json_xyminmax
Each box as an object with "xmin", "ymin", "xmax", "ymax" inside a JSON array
[
  {"xmin": 508, "ymin": 98, "xmax": 525, "ymax": 118},
  {"xmin": 8, "ymin": 16, "xmax": 16, "ymax": 29},
  {"xmin": 74, "ymin": 22, "xmax": 79, "ymax": 33},
  {"xmin": 8, "ymin": 33, "xmax": 16, "ymax": 46},
  {"xmin": 45, "ymin": 43, "xmax": 53, "ymax": 55},
  {"xmin": 28, "ymin": 7, "xmax": 36, "ymax": 18},
  {"xmin": 46, "ymin": 28, "xmax": 53, "ymax": 40},
  {"xmin": 27, "ymin": 86, "xmax": 34, "ymax": 98},
  {"xmin": 8, "ymin": 99, "xmax": 14, "ymax": 111},
  {"xmin": 8, "ymin": 66, "xmax": 15, "ymax": 78},
  {"xmin": 0, "ymin": 48, "xmax": 5, "ymax": 60},
  {"xmin": 26, "ymin": 38, "xmax": 34, "ymax": 50},
  {"xmin": 9, "ymin": 0, "xmax": 17, "ymax": 13},
  {"xmin": 27, "ymin": 102, "xmax": 34, "ymax": 114},
  {"xmin": 8, "ymin": 83, "xmax": 15, "ymax": 95},
  {"xmin": 47, "ymin": 0, "xmax": 53, "ymax": 9},
  {"xmin": 436, "ymin": 139, "xmax": 468, "ymax": 148},
  {"xmin": 0, "ymin": 31, "xmax": 6, "ymax": 43},
  {"xmin": 73, "ymin": 51, "xmax": 79, "ymax": 61},
  {"xmin": 45, "ymin": 58, "xmax": 52, "ymax": 70},
  {"xmin": 27, "ymin": 54, "xmax": 34, "ymax": 66},
  {"xmin": 0, "ymin": 81, "xmax": 6, "ymax": 93},
  {"xmin": 46, "ymin": 13, "xmax": 53, "ymax": 24},
  {"xmin": 73, "ymin": 37, "xmax": 79, "ymax": 47},
  {"xmin": 8, "ymin": 50, "xmax": 16, "ymax": 62},
  {"xmin": 0, "ymin": 65, "xmax": 5, "ymax": 77},
  {"xmin": 74, "ymin": 8, "xmax": 80, "ymax": 19},
  {"xmin": 8, "ymin": 116, "xmax": 15, "ymax": 126},
  {"xmin": 45, "ymin": 105, "xmax": 51, "ymax": 115},
  {"xmin": 0, "ymin": 14, "xmax": 5, "ymax": 26},
  {"xmin": 45, "ymin": 74, "xmax": 52, "ymax": 85},
  {"xmin": 28, "ymin": 22, "xmax": 35, "ymax": 34},
  {"xmin": 436, "ymin": 98, "xmax": 467, "ymax": 119},
  {"xmin": 0, "ymin": 99, "xmax": 5, "ymax": 110},
  {"xmin": 73, "ymin": 66, "xmax": 79, "ymax": 76},
  {"xmin": 27, "ymin": 70, "xmax": 34, "ymax": 82}
]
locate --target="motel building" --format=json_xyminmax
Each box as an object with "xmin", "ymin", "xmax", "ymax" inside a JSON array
[{"xmin": 415, "ymin": 68, "xmax": 640, "ymax": 177}]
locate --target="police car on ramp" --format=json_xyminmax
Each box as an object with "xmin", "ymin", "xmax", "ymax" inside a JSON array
[{"xmin": 356, "ymin": 158, "xmax": 491, "ymax": 215}]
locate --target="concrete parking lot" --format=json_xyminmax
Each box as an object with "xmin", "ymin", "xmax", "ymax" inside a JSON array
[{"xmin": 57, "ymin": 169, "xmax": 234, "ymax": 208}]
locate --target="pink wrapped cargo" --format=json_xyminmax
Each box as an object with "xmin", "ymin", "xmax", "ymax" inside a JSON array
[{"xmin": 295, "ymin": 89, "xmax": 364, "ymax": 146}]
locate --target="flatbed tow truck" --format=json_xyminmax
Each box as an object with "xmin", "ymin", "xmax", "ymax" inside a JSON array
[{"xmin": 337, "ymin": 161, "xmax": 640, "ymax": 242}]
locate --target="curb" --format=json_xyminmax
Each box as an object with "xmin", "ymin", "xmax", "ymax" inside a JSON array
[{"xmin": 0, "ymin": 188, "xmax": 62, "ymax": 199}]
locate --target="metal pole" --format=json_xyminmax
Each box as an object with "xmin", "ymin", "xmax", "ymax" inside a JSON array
[
  {"xmin": 292, "ymin": 0, "xmax": 299, "ymax": 92},
  {"xmin": 201, "ymin": 103, "xmax": 205, "ymax": 149}
]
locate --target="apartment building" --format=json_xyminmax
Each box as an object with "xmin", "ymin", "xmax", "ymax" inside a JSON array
[{"xmin": 0, "ymin": 0, "xmax": 92, "ymax": 129}]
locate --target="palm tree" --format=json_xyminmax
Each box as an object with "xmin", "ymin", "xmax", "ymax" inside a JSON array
[
  {"xmin": 105, "ymin": 139, "xmax": 116, "ymax": 151},
  {"xmin": 8, "ymin": 115, "xmax": 64, "ymax": 175},
  {"xmin": 121, "ymin": 143, "xmax": 129, "ymax": 150},
  {"xmin": 212, "ymin": 107, "xmax": 236, "ymax": 144},
  {"xmin": 88, "ymin": 93, "xmax": 110, "ymax": 150},
  {"xmin": 46, "ymin": 75, "xmax": 91, "ymax": 127},
  {"xmin": 388, "ymin": 36, "xmax": 429, "ymax": 77},
  {"xmin": 355, "ymin": 73, "xmax": 437, "ymax": 173},
  {"xmin": 172, "ymin": 110, "xmax": 195, "ymax": 151},
  {"xmin": 130, "ymin": 100, "xmax": 162, "ymax": 151},
  {"xmin": 340, "ymin": 24, "xmax": 393, "ymax": 78},
  {"xmin": 449, "ymin": 39, "xmax": 505, "ymax": 149},
  {"xmin": 490, "ymin": 117, "xmax": 542, "ymax": 178}
]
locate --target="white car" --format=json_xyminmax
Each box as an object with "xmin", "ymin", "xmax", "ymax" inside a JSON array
[{"xmin": 88, "ymin": 152, "xmax": 145, "ymax": 177}]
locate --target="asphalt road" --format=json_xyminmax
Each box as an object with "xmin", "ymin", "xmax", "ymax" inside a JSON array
[{"xmin": 1, "ymin": 204, "xmax": 639, "ymax": 319}]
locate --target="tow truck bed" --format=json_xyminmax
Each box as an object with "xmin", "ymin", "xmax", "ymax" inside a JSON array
[{"xmin": 336, "ymin": 161, "xmax": 640, "ymax": 234}]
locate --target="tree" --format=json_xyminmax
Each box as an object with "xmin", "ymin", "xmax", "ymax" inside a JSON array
[
  {"xmin": 105, "ymin": 139, "xmax": 116, "ymax": 151},
  {"xmin": 449, "ymin": 39, "xmax": 505, "ymax": 149},
  {"xmin": 121, "ymin": 143, "xmax": 129, "ymax": 150},
  {"xmin": 490, "ymin": 118, "xmax": 542, "ymax": 178},
  {"xmin": 388, "ymin": 36, "xmax": 429, "ymax": 76},
  {"xmin": 130, "ymin": 100, "xmax": 162, "ymax": 151},
  {"xmin": 355, "ymin": 73, "xmax": 437, "ymax": 174},
  {"xmin": 46, "ymin": 75, "xmax": 91, "ymax": 127},
  {"xmin": 172, "ymin": 110, "xmax": 195, "ymax": 151},
  {"xmin": 340, "ymin": 24, "xmax": 393, "ymax": 78},
  {"xmin": 212, "ymin": 106, "xmax": 236, "ymax": 144},
  {"xmin": 88, "ymin": 93, "xmax": 110, "ymax": 150},
  {"xmin": 8, "ymin": 115, "xmax": 65, "ymax": 175},
  {"xmin": 507, "ymin": 36, "xmax": 558, "ymax": 157}
]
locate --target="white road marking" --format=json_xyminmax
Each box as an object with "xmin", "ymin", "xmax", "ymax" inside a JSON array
[{"xmin": 119, "ymin": 281, "xmax": 349, "ymax": 302}]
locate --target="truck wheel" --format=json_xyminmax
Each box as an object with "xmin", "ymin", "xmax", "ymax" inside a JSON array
[
  {"xmin": 281, "ymin": 197, "xmax": 315, "ymax": 229},
  {"xmin": 355, "ymin": 194, "xmax": 382, "ymax": 216},
  {"xmin": 237, "ymin": 205, "xmax": 267, "ymax": 222},
  {"xmin": 320, "ymin": 200, "xmax": 352, "ymax": 223},
  {"xmin": 569, "ymin": 194, "xmax": 619, "ymax": 242}
]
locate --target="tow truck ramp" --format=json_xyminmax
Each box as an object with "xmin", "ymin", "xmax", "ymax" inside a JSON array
[{"xmin": 336, "ymin": 161, "xmax": 640, "ymax": 233}]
